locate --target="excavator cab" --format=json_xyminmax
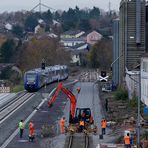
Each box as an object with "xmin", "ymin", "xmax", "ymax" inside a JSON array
[{"xmin": 74, "ymin": 108, "xmax": 91, "ymax": 123}]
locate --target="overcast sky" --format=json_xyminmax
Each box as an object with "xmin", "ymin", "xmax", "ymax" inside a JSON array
[{"xmin": 0, "ymin": 0, "xmax": 120, "ymax": 13}]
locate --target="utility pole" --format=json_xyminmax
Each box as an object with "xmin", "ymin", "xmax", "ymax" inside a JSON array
[
  {"xmin": 137, "ymin": 67, "xmax": 141, "ymax": 148},
  {"xmin": 136, "ymin": 0, "xmax": 141, "ymax": 147},
  {"xmin": 39, "ymin": 0, "xmax": 41, "ymax": 13}
]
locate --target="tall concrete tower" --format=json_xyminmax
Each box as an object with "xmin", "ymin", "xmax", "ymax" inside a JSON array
[
  {"xmin": 146, "ymin": 2, "xmax": 148, "ymax": 51},
  {"xmin": 119, "ymin": 0, "xmax": 145, "ymax": 83},
  {"xmin": 112, "ymin": 19, "xmax": 120, "ymax": 87}
]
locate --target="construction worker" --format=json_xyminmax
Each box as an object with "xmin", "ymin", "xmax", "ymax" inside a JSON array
[
  {"xmin": 90, "ymin": 115, "xmax": 94, "ymax": 124},
  {"xmin": 81, "ymin": 111, "xmax": 86, "ymax": 122},
  {"xmin": 19, "ymin": 120, "xmax": 24, "ymax": 138},
  {"xmin": 77, "ymin": 86, "xmax": 81, "ymax": 93},
  {"xmin": 79, "ymin": 118, "xmax": 85, "ymax": 132},
  {"xmin": 105, "ymin": 99, "xmax": 108, "ymax": 112},
  {"xmin": 101, "ymin": 118, "xmax": 107, "ymax": 135},
  {"xmin": 59, "ymin": 117, "xmax": 65, "ymax": 134},
  {"xmin": 124, "ymin": 133, "xmax": 131, "ymax": 148},
  {"xmin": 29, "ymin": 121, "xmax": 35, "ymax": 142}
]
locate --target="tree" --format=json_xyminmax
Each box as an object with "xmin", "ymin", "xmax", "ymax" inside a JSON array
[
  {"xmin": 87, "ymin": 45, "xmax": 99, "ymax": 68},
  {"xmin": 25, "ymin": 15, "xmax": 38, "ymax": 32},
  {"xmin": 87, "ymin": 38, "xmax": 112, "ymax": 70},
  {"xmin": 89, "ymin": 7, "xmax": 100, "ymax": 20},
  {"xmin": 79, "ymin": 19, "xmax": 91, "ymax": 31},
  {"xmin": 0, "ymin": 39, "xmax": 16, "ymax": 63},
  {"xmin": 89, "ymin": 19, "xmax": 100, "ymax": 30},
  {"xmin": 12, "ymin": 24, "xmax": 24, "ymax": 38},
  {"xmin": 54, "ymin": 11, "xmax": 61, "ymax": 21},
  {"xmin": 42, "ymin": 10, "xmax": 53, "ymax": 24},
  {"xmin": 17, "ymin": 37, "xmax": 70, "ymax": 71},
  {"xmin": 61, "ymin": 8, "xmax": 79, "ymax": 31}
]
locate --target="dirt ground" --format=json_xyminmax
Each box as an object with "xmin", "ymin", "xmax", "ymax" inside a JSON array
[{"xmin": 99, "ymin": 82, "xmax": 137, "ymax": 144}]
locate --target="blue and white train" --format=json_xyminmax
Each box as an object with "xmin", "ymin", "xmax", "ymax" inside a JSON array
[{"xmin": 24, "ymin": 65, "xmax": 68, "ymax": 92}]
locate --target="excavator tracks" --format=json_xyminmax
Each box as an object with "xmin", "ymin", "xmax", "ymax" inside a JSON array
[{"xmin": 66, "ymin": 133, "xmax": 90, "ymax": 148}]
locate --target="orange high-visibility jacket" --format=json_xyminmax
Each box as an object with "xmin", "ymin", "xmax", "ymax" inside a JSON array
[
  {"xmin": 29, "ymin": 122, "xmax": 34, "ymax": 129},
  {"xmin": 29, "ymin": 122, "xmax": 35, "ymax": 136},
  {"xmin": 101, "ymin": 120, "xmax": 107, "ymax": 128},
  {"xmin": 29, "ymin": 127, "xmax": 35, "ymax": 136},
  {"xmin": 60, "ymin": 118, "xmax": 65, "ymax": 126},
  {"xmin": 79, "ymin": 120, "xmax": 84, "ymax": 126},
  {"xmin": 124, "ymin": 135, "xmax": 130, "ymax": 145}
]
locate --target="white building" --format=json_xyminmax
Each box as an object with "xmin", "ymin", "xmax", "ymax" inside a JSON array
[
  {"xmin": 141, "ymin": 57, "xmax": 148, "ymax": 105},
  {"xmin": 60, "ymin": 38, "xmax": 85, "ymax": 47},
  {"xmin": 125, "ymin": 69, "xmax": 139, "ymax": 100}
]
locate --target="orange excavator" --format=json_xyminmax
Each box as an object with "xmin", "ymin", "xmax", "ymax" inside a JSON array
[
  {"xmin": 48, "ymin": 82, "xmax": 97, "ymax": 133},
  {"xmin": 48, "ymin": 82, "xmax": 76, "ymax": 123}
]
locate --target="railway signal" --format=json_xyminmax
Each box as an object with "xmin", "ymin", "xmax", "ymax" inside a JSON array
[
  {"xmin": 41, "ymin": 59, "xmax": 46, "ymax": 70},
  {"xmin": 99, "ymin": 71, "xmax": 108, "ymax": 82}
]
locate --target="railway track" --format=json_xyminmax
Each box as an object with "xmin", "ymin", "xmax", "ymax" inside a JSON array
[
  {"xmin": 66, "ymin": 134, "xmax": 90, "ymax": 148},
  {"xmin": 0, "ymin": 93, "xmax": 35, "ymax": 124},
  {"xmin": 79, "ymin": 71, "xmax": 98, "ymax": 82}
]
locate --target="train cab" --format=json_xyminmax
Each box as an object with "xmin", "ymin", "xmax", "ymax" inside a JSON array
[{"xmin": 24, "ymin": 71, "xmax": 38, "ymax": 91}]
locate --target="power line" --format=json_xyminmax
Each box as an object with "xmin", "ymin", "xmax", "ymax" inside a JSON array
[
  {"xmin": 30, "ymin": 0, "xmax": 55, "ymax": 13},
  {"xmin": 109, "ymin": 0, "xmax": 111, "ymax": 13}
]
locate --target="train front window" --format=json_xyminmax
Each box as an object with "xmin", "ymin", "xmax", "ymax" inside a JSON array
[{"xmin": 26, "ymin": 73, "xmax": 36, "ymax": 81}]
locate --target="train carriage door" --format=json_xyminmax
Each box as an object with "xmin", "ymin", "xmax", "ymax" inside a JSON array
[
  {"xmin": 52, "ymin": 70, "xmax": 54, "ymax": 81},
  {"xmin": 49, "ymin": 70, "xmax": 52, "ymax": 82},
  {"xmin": 60, "ymin": 68, "xmax": 62, "ymax": 80},
  {"xmin": 66, "ymin": 67, "xmax": 68, "ymax": 78},
  {"xmin": 61, "ymin": 68, "xmax": 63, "ymax": 79},
  {"xmin": 57, "ymin": 69, "xmax": 60, "ymax": 81},
  {"xmin": 54, "ymin": 70, "xmax": 56, "ymax": 81}
]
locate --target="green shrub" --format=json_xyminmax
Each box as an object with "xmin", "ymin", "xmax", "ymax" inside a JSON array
[
  {"xmin": 11, "ymin": 81, "xmax": 24, "ymax": 92},
  {"xmin": 114, "ymin": 87, "xmax": 128, "ymax": 100}
]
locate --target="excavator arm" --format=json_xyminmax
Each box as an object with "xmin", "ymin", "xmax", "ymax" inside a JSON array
[{"xmin": 48, "ymin": 82, "xmax": 76, "ymax": 120}]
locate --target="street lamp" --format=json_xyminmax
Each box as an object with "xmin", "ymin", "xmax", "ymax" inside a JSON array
[
  {"xmin": 111, "ymin": 54, "xmax": 123, "ymax": 89},
  {"xmin": 126, "ymin": 69, "xmax": 141, "ymax": 148},
  {"xmin": 111, "ymin": 54, "xmax": 123, "ymax": 68}
]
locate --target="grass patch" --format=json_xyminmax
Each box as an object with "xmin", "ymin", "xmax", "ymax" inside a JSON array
[
  {"xmin": 128, "ymin": 96, "xmax": 138, "ymax": 108},
  {"xmin": 11, "ymin": 81, "xmax": 24, "ymax": 92}
]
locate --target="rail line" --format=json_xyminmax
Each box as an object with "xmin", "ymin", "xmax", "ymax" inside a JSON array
[
  {"xmin": 0, "ymin": 92, "xmax": 27, "ymax": 112},
  {"xmin": 79, "ymin": 70, "xmax": 98, "ymax": 82},
  {"xmin": 66, "ymin": 134, "xmax": 90, "ymax": 148},
  {"xmin": 0, "ymin": 93, "xmax": 35, "ymax": 124}
]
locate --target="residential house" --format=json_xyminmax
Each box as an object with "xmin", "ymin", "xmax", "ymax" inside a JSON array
[
  {"xmin": 34, "ymin": 24, "xmax": 45, "ymax": 34},
  {"xmin": 61, "ymin": 30, "xmax": 85, "ymax": 39},
  {"xmin": 52, "ymin": 20, "xmax": 61, "ymax": 27},
  {"xmin": 5, "ymin": 23, "xmax": 12, "ymax": 31},
  {"xmin": 71, "ymin": 53, "xmax": 80, "ymax": 65},
  {"xmin": 86, "ymin": 31, "xmax": 102, "ymax": 45},
  {"xmin": 60, "ymin": 38, "xmax": 85, "ymax": 47},
  {"xmin": 60, "ymin": 30, "xmax": 89, "ymax": 65}
]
